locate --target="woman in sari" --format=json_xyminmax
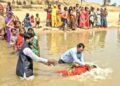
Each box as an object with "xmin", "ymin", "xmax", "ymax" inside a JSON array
[
  {"xmin": 69, "ymin": 7, "xmax": 76, "ymax": 30},
  {"xmin": 79, "ymin": 7, "xmax": 86, "ymax": 28},
  {"xmin": 5, "ymin": 12, "xmax": 14, "ymax": 47},
  {"xmin": 56, "ymin": 5, "xmax": 63, "ymax": 28},
  {"xmin": 84, "ymin": 7, "xmax": 90, "ymax": 29},
  {"xmin": 46, "ymin": 5, "xmax": 52, "ymax": 27},
  {"xmin": 51, "ymin": 5, "xmax": 58, "ymax": 27}
]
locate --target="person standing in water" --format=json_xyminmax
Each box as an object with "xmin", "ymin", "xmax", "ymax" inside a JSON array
[
  {"xmin": 58, "ymin": 43, "xmax": 86, "ymax": 66},
  {"xmin": 16, "ymin": 33, "xmax": 57, "ymax": 80},
  {"xmin": 27, "ymin": 28, "xmax": 39, "ymax": 56}
]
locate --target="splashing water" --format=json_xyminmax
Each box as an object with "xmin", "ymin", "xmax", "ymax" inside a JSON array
[{"xmin": 67, "ymin": 63, "xmax": 113, "ymax": 81}]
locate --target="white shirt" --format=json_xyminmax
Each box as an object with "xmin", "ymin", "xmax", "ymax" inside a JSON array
[
  {"xmin": 60, "ymin": 47, "xmax": 85, "ymax": 65},
  {"xmin": 23, "ymin": 47, "xmax": 48, "ymax": 63}
]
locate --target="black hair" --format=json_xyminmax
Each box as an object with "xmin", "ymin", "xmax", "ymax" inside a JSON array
[
  {"xmin": 26, "ymin": 13, "xmax": 29, "ymax": 17},
  {"xmin": 7, "ymin": 2, "xmax": 11, "ymax": 6},
  {"xmin": 77, "ymin": 43, "xmax": 85, "ymax": 48},
  {"xmin": 28, "ymin": 28, "xmax": 34, "ymax": 31},
  {"xmin": 64, "ymin": 7, "xmax": 67, "ymax": 11},
  {"xmin": 11, "ymin": 28, "xmax": 16, "ymax": 32},
  {"xmin": 76, "ymin": 4, "xmax": 79, "ymax": 6},
  {"xmin": 27, "ymin": 28, "xmax": 35, "ymax": 36},
  {"xmin": 24, "ymin": 33, "xmax": 34, "ymax": 40},
  {"xmin": 36, "ymin": 13, "xmax": 39, "ymax": 17},
  {"xmin": 58, "ymin": 4, "xmax": 61, "ymax": 9}
]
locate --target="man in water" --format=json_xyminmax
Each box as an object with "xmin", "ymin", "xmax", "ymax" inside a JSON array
[
  {"xmin": 58, "ymin": 43, "xmax": 86, "ymax": 66},
  {"xmin": 16, "ymin": 33, "xmax": 56, "ymax": 80}
]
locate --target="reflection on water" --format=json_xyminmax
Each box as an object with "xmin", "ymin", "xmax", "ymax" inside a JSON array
[
  {"xmin": 0, "ymin": 29, "xmax": 120, "ymax": 86},
  {"xmin": 39, "ymin": 30, "xmax": 108, "ymax": 56}
]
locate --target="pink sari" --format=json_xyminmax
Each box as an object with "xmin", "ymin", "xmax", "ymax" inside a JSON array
[
  {"xmin": 85, "ymin": 11, "xmax": 90, "ymax": 28},
  {"xmin": 79, "ymin": 11, "xmax": 86, "ymax": 28}
]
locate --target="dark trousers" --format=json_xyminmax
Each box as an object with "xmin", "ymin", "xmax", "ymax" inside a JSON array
[{"xmin": 58, "ymin": 59, "xmax": 66, "ymax": 64}]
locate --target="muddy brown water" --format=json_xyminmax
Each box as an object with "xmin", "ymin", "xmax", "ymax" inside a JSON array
[{"xmin": 0, "ymin": 29, "xmax": 120, "ymax": 86}]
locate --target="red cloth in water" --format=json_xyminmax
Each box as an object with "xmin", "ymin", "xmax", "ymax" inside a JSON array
[{"xmin": 56, "ymin": 65, "xmax": 89, "ymax": 76}]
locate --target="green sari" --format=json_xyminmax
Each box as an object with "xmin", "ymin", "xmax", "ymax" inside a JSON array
[{"xmin": 32, "ymin": 35, "xmax": 39, "ymax": 55}]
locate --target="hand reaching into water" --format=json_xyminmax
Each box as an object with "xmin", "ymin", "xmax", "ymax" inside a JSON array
[
  {"xmin": 46, "ymin": 59, "xmax": 57, "ymax": 66},
  {"xmin": 85, "ymin": 64, "xmax": 97, "ymax": 71}
]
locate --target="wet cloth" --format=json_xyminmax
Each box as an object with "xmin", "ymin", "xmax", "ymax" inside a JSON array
[{"xmin": 56, "ymin": 65, "xmax": 89, "ymax": 76}]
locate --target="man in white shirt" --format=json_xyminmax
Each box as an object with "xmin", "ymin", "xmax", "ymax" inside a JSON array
[
  {"xmin": 16, "ymin": 33, "xmax": 56, "ymax": 80},
  {"xmin": 59, "ymin": 43, "xmax": 86, "ymax": 66}
]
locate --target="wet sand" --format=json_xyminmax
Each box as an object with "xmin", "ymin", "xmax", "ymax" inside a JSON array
[{"xmin": 0, "ymin": 28, "xmax": 120, "ymax": 86}]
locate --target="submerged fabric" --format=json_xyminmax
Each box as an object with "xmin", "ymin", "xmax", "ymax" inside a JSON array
[{"xmin": 56, "ymin": 65, "xmax": 89, "ymax": 76}]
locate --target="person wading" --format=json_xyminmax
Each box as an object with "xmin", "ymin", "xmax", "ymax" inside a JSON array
[{"xmin": 16, "ymin": 33, "xmax": 56, "ymax": 80}]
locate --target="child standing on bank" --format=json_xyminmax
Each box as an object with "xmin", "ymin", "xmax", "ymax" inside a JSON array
[{"xmin": 35, "ymin": 13, "xmax": 40, "ymax": 28}]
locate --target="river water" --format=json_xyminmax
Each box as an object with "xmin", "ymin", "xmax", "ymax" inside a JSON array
[{"xmin": 0, "ymin": 29, "xmax": 120, "ymax": 86}]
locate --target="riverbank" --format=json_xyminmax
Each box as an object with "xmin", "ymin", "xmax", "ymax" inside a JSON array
[{"xmin": 12, "ymin": 9, "xmax": 120, "ymax": 29}]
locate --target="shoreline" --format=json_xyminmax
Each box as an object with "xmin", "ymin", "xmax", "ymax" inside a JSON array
[{"xmin": 34, "ymin": 26, "xmax": 120, "ymax": 35}]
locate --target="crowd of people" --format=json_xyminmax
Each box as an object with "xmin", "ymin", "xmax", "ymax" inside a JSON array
[
  {"xmin": 2, "ymin": 4, "xmax": 90, "ymax": 79},
  {"xmin": 0, "ymin": 2, "xmax": 40, "ymax": 56},
  {"xmin": 0, "ymin": 2, "xmax": 57, "ymax": 80},
  {"xmin": 5, "ymin": 12, "xmax": 40, "ymax": 55},
  {"xmin": 1, "ymin": 2, "xmax": 119, "ymax": 80},
  {"xmin": 45, "ymin": 4, "xmax": 108, "ymax": 30}
]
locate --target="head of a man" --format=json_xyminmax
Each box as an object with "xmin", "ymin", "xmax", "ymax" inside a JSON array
[
  {"xmin": 77, "ymin": 43, "xmax": 85, "ymax": 54},
  {"xmin": 24, "ymin": 33, "xmax": 34, "ymax": 46},
  {"xmin": 27, "ymin": 28, "xmax": 34, "ymax": 35}
]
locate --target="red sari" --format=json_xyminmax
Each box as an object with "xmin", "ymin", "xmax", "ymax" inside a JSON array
[
  {"xmin": 15, "ymin": 34, "xmax": 24, "ymax": 51},
  {"xmin": 85, "ymin": 11, "xmax": 90, "ymax": 28},
  {"xmin": 79, "ymin": 11, "xmax": 86, "ymax": 28}
]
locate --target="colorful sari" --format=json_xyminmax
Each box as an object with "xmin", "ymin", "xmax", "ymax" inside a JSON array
[
  {"xmin": 51, "ymin": 7, "xmax": 57, "ymax": 27},
  {"xmin": 46, "ymin": 8, "xmax": 52, "ymax": 26},
  {"xmin": 5, "ymin": 16, "xmax": 12, "ymax": 43},
  {"xmin": 32, "ymin": 35, "xmax": 39, "ymax": 55},
  {"xmin": 56, "ymin": 9, "xmax": 63, "ymax": 27},
  {"xmin": 85, "ymin": 11, "xmax": 90, "ymax": 28},
  {"xmin": 79, "ymin": 11, "xmax": 86, "ymax": 28}
]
